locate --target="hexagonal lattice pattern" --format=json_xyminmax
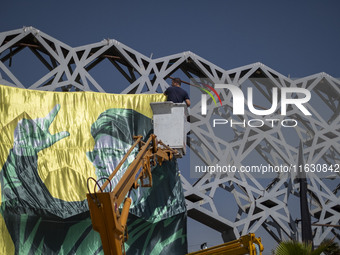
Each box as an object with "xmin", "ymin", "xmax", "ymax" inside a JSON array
[{"xmin": 0, "ymin": 27, "xmax": 339, "ymax": 246}]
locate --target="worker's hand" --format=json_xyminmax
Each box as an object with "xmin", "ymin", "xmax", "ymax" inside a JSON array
[{"xmin": 13, "ymin": 104, "xmax": 70, "ymax": 156}]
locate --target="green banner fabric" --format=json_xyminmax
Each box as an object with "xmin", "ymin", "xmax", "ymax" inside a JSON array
[{"xmin": 0, "ymin": 85, "xmax": 187, "ymax": 255}]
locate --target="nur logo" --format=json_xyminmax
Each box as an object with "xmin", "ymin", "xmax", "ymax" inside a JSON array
[{"xmin": 200, "ymin": 84, "xmax": 312, "ymax": 116}]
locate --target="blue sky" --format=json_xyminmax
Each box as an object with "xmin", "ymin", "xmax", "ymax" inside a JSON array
[
  {"xmin": 1, "ymin": 0, "xmax": 340, "ymax": 253},
  {"xmin": 2, "ymin": 0, "xmax": 339, "ymax": 78}
]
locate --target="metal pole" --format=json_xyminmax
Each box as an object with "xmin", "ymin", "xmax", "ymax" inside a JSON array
[{"xmin": 298, "ymin": 142, "xmax": 314, "ymax": 248}]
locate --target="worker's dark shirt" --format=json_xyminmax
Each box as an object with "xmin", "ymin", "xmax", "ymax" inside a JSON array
[{"xmin": 164, "ymin": 86, "xmax": 189, "ymax": 103}]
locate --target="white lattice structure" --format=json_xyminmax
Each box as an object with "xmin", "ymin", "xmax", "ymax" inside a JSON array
[{"xmin": 0, "ymin": 27, "xmax": 339, "ymax": 246}]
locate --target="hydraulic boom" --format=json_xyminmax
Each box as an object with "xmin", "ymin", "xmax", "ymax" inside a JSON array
[
  {"xmin": 86, "ymin": 134, "xmax": 177, "ymax": 255},
  {"xmin": 86, "ymin": 134, "xmax": 264, "ymax": 255}
]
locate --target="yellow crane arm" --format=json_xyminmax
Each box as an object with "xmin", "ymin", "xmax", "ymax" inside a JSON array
[
  {"xmin": 86, "ymin": 134, "xmax": 177, "ymax": 255},
  {"xmin": 186, "ymin": 233, "xmax": 264, "ymax": 255}
]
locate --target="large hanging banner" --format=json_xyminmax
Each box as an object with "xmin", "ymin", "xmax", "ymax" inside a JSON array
[{"xmin": 0, "ymin": 84, "xmax": 187, "ymax": 255}]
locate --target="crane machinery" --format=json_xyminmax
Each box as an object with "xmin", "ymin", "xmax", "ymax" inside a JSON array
[
  {"xmin": 86, "ymin": 134, "xmax": 178, "ymax": 255},
  {"xmin": 187, "ymin": 233, "xmax": 263, "ymax": 255},
  {"xmin": 86, "ymin": 102, "xmax": 264, "ymax": 255}
]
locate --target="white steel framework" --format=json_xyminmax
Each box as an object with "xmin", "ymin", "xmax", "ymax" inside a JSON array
[{"xmin": 0, "ymin": 27, "xmax": 339, "ymax": 246}]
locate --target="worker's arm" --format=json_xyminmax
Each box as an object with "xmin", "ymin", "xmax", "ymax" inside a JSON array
[{"xmin": 185, "ymin": 99, "xmax": 191, "ymax": 107}]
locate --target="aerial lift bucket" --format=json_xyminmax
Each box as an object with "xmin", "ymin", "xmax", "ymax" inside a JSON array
[{"xmin": 150, "ymin": 101, "xmax": 189, "ymax": 157}]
